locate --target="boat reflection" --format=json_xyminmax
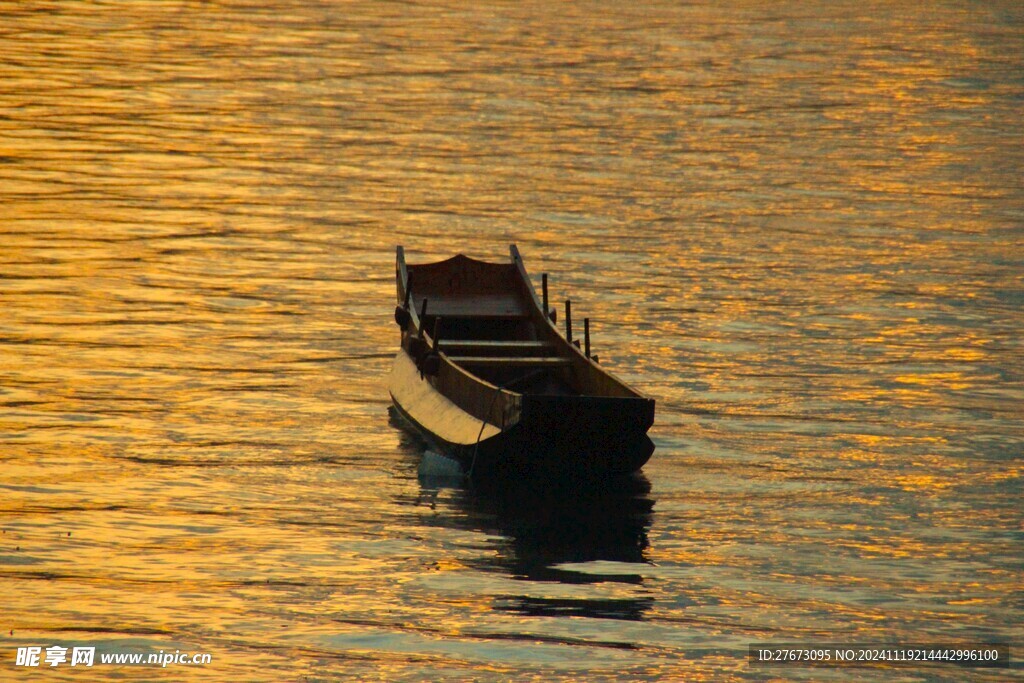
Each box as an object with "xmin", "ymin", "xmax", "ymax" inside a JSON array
[
  {"xmin": 412, "ymin": 444, "xmax": 656, "ymax": 621},
  {"xmin": 457, "ymin": 468, "xmax": 654, "ymax": 580},
  {"xmin": 391, "ymin": 406, "xmax": 656, "ymax": 619}
]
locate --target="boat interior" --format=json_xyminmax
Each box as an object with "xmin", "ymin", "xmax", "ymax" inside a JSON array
[
  {"xmin": 404, "ymin": 256, "xmax": 581, "ymax": 396},
  {"xmin": 417, "ymin": 305, "xmax": 577, "ymax": 396}
]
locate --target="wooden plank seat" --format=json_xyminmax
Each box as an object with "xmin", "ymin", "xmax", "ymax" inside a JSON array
[
  {"xmin": 446, "ymin": 356, "xmax": 572, "ymax": 368},
  {"xmin": 438, "ymin": 340, "xmax": 554, "ymax": 355},
  {"xmin": 412, "ymin": 293, "xmax": 528, "ymax": 319}
]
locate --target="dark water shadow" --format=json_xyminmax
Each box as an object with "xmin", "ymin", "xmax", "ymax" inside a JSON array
[
  {"xmin": 416, "ymin": 471, "xmax": 654, "ymax": 620},
  {"xmin": 389, "ymin": 406, "xmax": 657, "ymax": 620},
  {"xmin": 461, "ymin": 470, "xmax": 656, "ymax": 621},
  {"xmin": 459, "ymin": 469, "xmax": 654, "ymax": 581}
]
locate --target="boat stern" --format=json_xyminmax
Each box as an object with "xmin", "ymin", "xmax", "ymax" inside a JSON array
[{"xmin": 509, "ymin": 394, "xmax": 656, "ymax": 476}]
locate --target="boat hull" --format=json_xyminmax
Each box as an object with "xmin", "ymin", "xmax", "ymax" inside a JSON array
[{"xmin": 389, "ymin": 349, "xmax": 654, "ymax": 479}]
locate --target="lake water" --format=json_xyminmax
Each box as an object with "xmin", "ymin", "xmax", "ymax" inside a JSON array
[{"xmin": 1, "ymin": 1, "xmax": 1021, "ymax": 680}]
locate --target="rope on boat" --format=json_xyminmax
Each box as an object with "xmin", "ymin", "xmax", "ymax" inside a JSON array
[
  {"xmin": 468, "ymin": 383, "xmax": 504, "ymax": 480},
  {"xmin": 467, "ymin": 369, "xmax": 545, "ymax": 480}
]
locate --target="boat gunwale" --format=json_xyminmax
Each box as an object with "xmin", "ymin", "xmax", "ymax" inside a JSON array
[{"xmin": 508, "ymin": 244, "xmax": 650, "ymax": 402}]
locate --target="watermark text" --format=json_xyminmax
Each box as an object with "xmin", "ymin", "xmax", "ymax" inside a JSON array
[{"xmin": 15, "ymin": 646, "xmax": 211, "ymax": 668}]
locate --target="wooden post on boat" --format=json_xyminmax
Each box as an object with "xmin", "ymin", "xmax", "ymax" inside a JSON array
[
  {"xmin": 417, "ymin": 298, "xmax": 428, "ymax": 338},
  {"xmin": 542, "ymin": 273, "xmax": 549, "ymax": 319},
  {"xmin": 584, "ymin": 318, "xmax": 591, "ymax": 358},
  {"xmin": 420, "ymin": 315, "xmax": 442, "ymax": 377},
  {"xmin": 565, "ymin": 299, "xmax": 572, "ymax": 343},
  {"xmin": 395, "ymin": 271, "xmax": 415, "ymax": 330}
]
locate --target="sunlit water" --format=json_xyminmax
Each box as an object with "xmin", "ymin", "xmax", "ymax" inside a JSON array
[{"xmin": 2, "ymin": 1, "xmax": 1021, "ymax": 680}]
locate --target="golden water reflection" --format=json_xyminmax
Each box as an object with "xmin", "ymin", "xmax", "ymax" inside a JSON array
[{"xmin": 2, "ymin": 0, "xmax": 1022, "ymax": 680}]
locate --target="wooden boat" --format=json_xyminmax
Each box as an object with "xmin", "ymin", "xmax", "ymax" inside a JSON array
[{"xmin": 388, "ymin": 245, "xmax": 655, "ymax": 479}]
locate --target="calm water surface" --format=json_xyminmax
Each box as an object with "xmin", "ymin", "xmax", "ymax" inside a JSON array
[{"xmin": 2, "ymin": 1, "xmax": 1022, "ymax": 680}]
